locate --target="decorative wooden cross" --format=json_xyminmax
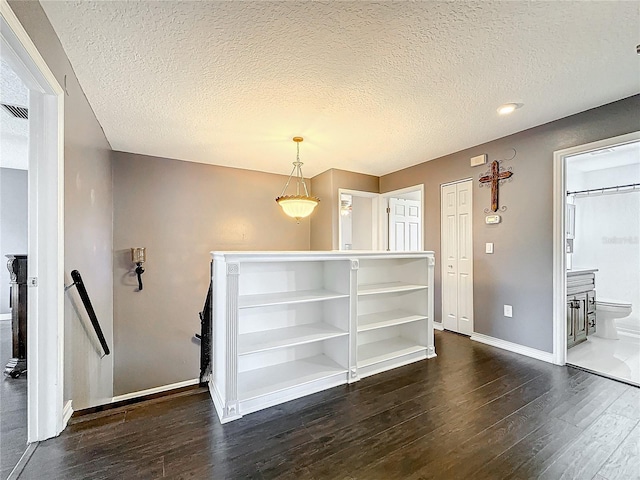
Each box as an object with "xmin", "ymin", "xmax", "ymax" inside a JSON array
[{"xmin": 479, "ymin": 160, "xmax": 513, "ymax": 212}]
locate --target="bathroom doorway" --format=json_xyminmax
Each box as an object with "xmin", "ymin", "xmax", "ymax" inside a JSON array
[
  {"xmin": 2, "ymin": 0, "xmax": 66, "ymax": 463},
  {"xmin": 338, "ymin": 189, "xmax": 380, "ymax": 251},
  {"xmin": 0, "ymin": 56, "xmax": 29, "ymax": 478},
  {"xmin": 553, "ymin": 133, "xmax": 640, "ymax": 386}
]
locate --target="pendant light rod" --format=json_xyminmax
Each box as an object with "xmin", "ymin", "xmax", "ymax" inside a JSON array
[
  {"xmin": 275, "ymin": 136, "xmax": 320, "ymax": 222},
  {"xmin": 278, "ymin": 137, "xmax": 310, "ymax": 197}
]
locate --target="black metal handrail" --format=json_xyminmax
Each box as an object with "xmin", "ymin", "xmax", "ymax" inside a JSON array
[
  {"xmin": 196, "ymin": 261, "xmax": 213, "ymax": 385},
  {"xmin": 69, "ymin": 270, "xmax": 110, "ymax": 356}
]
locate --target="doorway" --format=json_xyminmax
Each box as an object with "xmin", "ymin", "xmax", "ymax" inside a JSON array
[
  {"xmin": 553, "ymin": 132, "xmax": 640, "ymax": 385},
  {"xmin": 440, "ymin": 179, "xmax": 473, "ymax": 335},
  {"xmin": 0, "ymin": 56, "xmax": 30, "ymax": 478},
  {"xmin": 338, "ymin": 189, "xmax": 379, "ymax": 251},
  {"xmin": 381, "ymin": 185, "xmax": 424, "ymax": 252},
  {"xmin": 1, "ymin": 0, "xmax": 66, "ymax": 455},
  {"xmin": 338, "ymin": 186, "xmax": 424, "ymax": 252}
]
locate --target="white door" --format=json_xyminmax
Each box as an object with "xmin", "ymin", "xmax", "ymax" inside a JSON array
[
  {"xmin": 441, "ymin": 180, "xmax": 473, "ymax": 335},
  {"xmin": 389, "ymin": 198, "xmax": 421, "ymax": 251}
]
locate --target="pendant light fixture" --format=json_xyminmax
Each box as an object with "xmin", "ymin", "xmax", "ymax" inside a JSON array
[{"xmin": 276, "ymin": 137, "xmax": 320, "ymax": 222}]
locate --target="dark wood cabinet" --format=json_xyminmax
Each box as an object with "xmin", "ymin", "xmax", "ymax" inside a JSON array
[
  {"xmin": 567, "ymin": 270, "xmax": 597, "ymax": 349},
  {"xmin": 4, "ymin": 254, "xmax": 27, "ymax": 377}
]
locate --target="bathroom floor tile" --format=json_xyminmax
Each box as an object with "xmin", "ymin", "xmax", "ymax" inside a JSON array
[{"xmin": 568, "ymin": 334, "xmax": 640, "ymax": 386}]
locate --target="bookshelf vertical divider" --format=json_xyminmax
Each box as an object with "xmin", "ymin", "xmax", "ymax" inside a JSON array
[{"xmin": 210, "ymin": 251, "xmax": 435, "ymax": 423}]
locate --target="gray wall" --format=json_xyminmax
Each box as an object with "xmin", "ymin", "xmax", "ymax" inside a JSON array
[
  {"xmin": 9, "ymin": 1, "xmax": 114, "ymax": 409},
  {"xmin": 0, "ymin": 168, "xmax": 27, "ymax": 314},
  {"xmin": 310, "ymin": 170, "xmax": 334, "ymax": 251},
  {"xmin": 381, "ymin": 95, "xmax": 640, "ymax": 353},
  {"xmin": 112, "ymin": 151, "xmax": 311, "ymax": 395},
  {"xmin": 310, "ymin": 169, "xmax": 379, "ymax": 250}
]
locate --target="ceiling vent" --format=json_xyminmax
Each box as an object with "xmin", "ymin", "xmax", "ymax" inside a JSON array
[{"xmin": 1, "ymin": 103, "xmax": 28, "ymax": 119}]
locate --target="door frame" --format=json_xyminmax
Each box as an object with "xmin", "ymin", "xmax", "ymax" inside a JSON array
[
  {"xmin": 1, "ymin": 0, "xmax": 66, "ymax": 441},
  {"xmin": 552, "ymin": 131, "xmax": 640, "ymax": 366},
  {"xmin": 440, "ymin": 178, "xmax": 473, "ymax": 333},
  {"xmin": 337, "ymin": 188, "xmax": 380, "ymax": 250},
  {"xmin": 379, "ymin": 184, "xmax": 424, "ymax": 251}
]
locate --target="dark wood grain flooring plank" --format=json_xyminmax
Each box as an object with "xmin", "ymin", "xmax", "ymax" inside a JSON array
[
  {"xmin": 1, "ymin": 320, "xmax": 28, "ymax": 479},
  {"xmin": 606, "ymin": 386, "xmax": 640, "ymax": 422},
  {"xmin": 473, "ymin": 418, "xmax": 583, "ymax": 480},
  {"xmin": 345, "ymin": 375, "xmax": 555, "ymax": 479},
  {"xmin": 537, "ymin": 412, "xmax": 638, "ymax": 480},
  {"xmin": 304, "ymin": 364, "xmax": 547, "ymax": 479},
  {"xmin": 596, "ymin": 422, "xmax": 640, "ymax": 480},
  {"xmin": 554, "ymin": 378, "xmax": 628, "ymax": 429},
  {"xmin": 17, "ymin": 331, "xmax": 640, "ymax": 480}
]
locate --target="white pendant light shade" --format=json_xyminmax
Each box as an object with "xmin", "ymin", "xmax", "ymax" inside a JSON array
[
  {"xmin": 276, "ymin": 196, "xmax": 319, "ymax": 221},
  {"xmin": 276, "ymin": 137, "xmax": 320, "ymax": 223}
]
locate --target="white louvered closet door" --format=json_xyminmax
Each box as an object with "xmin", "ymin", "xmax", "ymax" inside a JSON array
[{"xmin": 441, "ymin": 180, "xmax": 474, "ymax": 335}]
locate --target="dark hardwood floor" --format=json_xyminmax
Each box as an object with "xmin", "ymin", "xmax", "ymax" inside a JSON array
[
  {"xmin": 19, "ymin": 331, "xmax": 640, "ymax": 479},
  {"xmin": 1, "ymin": 319, "xmax": 28, "ymax": 480}
]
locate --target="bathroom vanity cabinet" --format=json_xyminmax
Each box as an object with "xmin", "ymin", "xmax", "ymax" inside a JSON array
[
  {"xmin": 209, "ymin": 251, "xmax": 435, "ymax": 423},
  {"xmin": 567, "ymin": 269, "xmax": 597, "ymax": 348}
]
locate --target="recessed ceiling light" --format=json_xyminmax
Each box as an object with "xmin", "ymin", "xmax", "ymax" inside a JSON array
[{"xmin": 497, "ymin": 103, "xmax": 523, "ymax": 115}]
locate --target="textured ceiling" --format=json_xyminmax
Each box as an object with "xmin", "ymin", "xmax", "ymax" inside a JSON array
[
  {"xmin": 40, "ymin": 1, "xmax": 640, "ymax": 177},
  {"xmin": 0, "ymin": 59, "xmax": 29, "ymax": 170}
]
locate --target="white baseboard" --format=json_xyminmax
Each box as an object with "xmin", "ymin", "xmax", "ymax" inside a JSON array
[
  {"xmin": 62, "ymin": 400, "xmax": 73, "ymax": 428},
  {"xmin": 112, "ymin": 378, "xmax": 199, "ymax": 403},
  {"xmin": 0, "ymin": 313, "xmax": 11, "ymax": 321},
  {"xmin": 434, "ymin": 322, "xmax": 444, "ymax": 331},
  {"xmin": 471, "ymin": 333, "xmax": 554, "ymax": 364},
  {"xmin": 617, "ymin": 327, "xmax": 640, "ymax": 339}
]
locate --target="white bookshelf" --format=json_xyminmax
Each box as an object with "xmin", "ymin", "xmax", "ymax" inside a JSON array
[
  {"xmin": 358, "ymin": 310, "xmax": 428, "ymax": 332},
  {"xmin": 357, "ymin": 282, "xmax": 427, "ymax": 296},
  {"xmin": 358, "ymin": 338, "xmax": 427, "ymax": 367},
  {"xmin": 238, "ymin": 354, "xmax": 345, "ymax": 402},
  {"xmin": 238, "ymin": 323, "xmax": 348, "ymax": 355},
  {"xmin": 356, "ymin": 257, "xmax": 434, "ymax": 378},
  {"xmin": 239, "ymin": 289, "xmax": 348, "ymax": 309},
  {"xmin": 210, "ymin": 251, "xmax": 435, "ymax": 423}
]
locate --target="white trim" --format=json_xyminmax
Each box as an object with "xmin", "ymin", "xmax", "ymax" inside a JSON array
[
  {"xmin": 380, "ymin": 184, "xmax": 425, "ymax": 198},
  {"xmin": 111, "ymin": 378, "xmax": 199, "ymax": 403},
  {"xmin": 379, "ymin": 184, "xmax": 425, "ymax": 251},
  {"xmin": 7, "ymin": 442, "xmax": 38, "ymax": 480},
  {"xmin": 0, "ymin": 313, "xmax": 11, "ymax": 321},
  {"xmin": 440, "ymin": 178, "xmax": 474, "ymax": 335},
  {"xmin": 617, "ymin": 327, "xmax": 640, "ymax": 339},
  {"xmin": 471, "ymin": 333, "xmax": 554, "ymax": 364},
  {"xmin": 552, "ymin": 131, "xmax": 640, "ymax": 366},
  {"xmin": 338, "ymin": 188, "xmax": 379, "ymax": 197},
  {"xmin": 62, "ymin": 400, "xmax": 73, "ymax": 427},
  {"xmin": 440, "ymin": 177, "xmax": 473, "ymax": 188},
  {"xmin": 1, "ymin": 0, "xmax": 65, "ymax": 443},
  {"xmin": 433, "ymin": 322, "xmax": 444, "ymax": 331},
  {"xmin": 209, "ymin": 379, "xmax": 240, "ymax": 424},
  {"xmin": 0, "ymin": 3, "xmax": 62, "ymax": 95}
]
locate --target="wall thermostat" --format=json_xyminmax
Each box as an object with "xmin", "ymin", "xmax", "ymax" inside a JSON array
[{"xmin": 485, "ymin": 215, "xmax": 501, "ymax": 224}]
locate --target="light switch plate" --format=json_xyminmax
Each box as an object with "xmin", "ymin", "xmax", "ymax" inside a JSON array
[
  {"xmin": 504, "ymin": 305, "xmax": 513, "ymax": 317},
  {"xmin": 485, "ymin": 243, "xmax": 494, "ymax": 254}
]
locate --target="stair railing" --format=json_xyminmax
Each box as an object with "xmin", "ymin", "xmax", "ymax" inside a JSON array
[
  {"xmin": 67, "ymin": 270, "xmax": 110, "ymax": 356},
  {"xmin": 195, "ymin": 261, "xmax": 213, "ymax": 385}
]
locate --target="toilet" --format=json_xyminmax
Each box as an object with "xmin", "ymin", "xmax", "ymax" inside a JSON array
[{"xmin": 594, "ymin": 298, "xmax": 633, "ymax": 340}]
